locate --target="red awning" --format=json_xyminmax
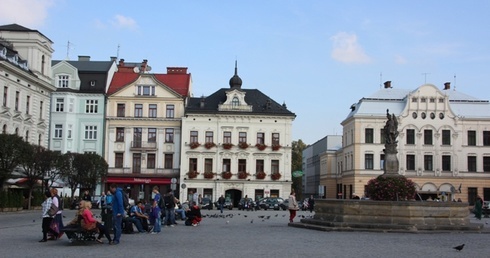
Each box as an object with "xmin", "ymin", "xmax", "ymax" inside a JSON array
[{"xmin": 106, "ymin": 177, "xmax": 171, "ymax": 184}]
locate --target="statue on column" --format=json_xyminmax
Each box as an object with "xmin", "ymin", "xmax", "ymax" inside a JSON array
[{"xmin": 383, "ymin": 109, "xmax": 400, "ymax": 176}]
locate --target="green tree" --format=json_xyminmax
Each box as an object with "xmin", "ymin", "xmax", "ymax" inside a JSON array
[
  {"xmin": 291, "ymin": 139, "xmax": 307, "ymax": 200},
  {"xmin": 0, "ymin": 134, "xmax": 31, "ymax": 191},
  {"xmin": 18, "ymin": 144, "xmax": 43, "ymax": 209},
  {"xmin": 79, "ymin": 153, "xmax": 108, "ymax": 195},
  {"xmin": 58, "ymin": 152, "xmax": 82, "ymax": 200}
]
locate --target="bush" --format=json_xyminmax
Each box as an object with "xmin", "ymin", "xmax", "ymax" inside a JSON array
[
  {"xmin": 0, "ymin": 191, "xmax": 24, "ymax": 208},
  {"xmin": 366, "ymin": 175, "xmax": 416, "ymax": 201}
]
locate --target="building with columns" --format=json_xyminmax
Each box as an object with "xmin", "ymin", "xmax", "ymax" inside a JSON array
[
  {"xmin": 0, "ymin": 24, "xmax": 56, "ymax": 147},
  {"xmin": 104, "ymin": 59, "xmax": 191, "ymax": 201},
  {"xmin": 323, "ymin": 81, "xmax": 490, "ymax": 204},
  {"xmin": 179, "ymin": 64, "xmax": 295, "ymax": 206}
]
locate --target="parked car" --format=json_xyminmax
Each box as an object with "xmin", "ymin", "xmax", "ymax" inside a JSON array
[
  {"xmin": 258, "ymin": 197, "xmax": 285, "ymax": 210},
  {"xmin": 214, "ymin": 197, "xmax": 233, "ymax": 210},
  {"xmin": 483, "ymin": 201, "xmax": 490, "ymax": 210},
  {"xmin": 201, "ymin": 197, "xmax": 213, "ymax": 210},
  {"xmin": 238, "ymin": 198, "xmax": 256, "ymax": 210}
]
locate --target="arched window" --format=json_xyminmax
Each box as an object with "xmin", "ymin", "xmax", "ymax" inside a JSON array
[
  {"xmin": 15, "ymin": 128, "xmax": 19, "ymax": 135},
  {"xmin": 232, "ymin": 97, "xmax": 240, "ymax": 108},
  {"xmin": 25, "ymin": 130, "xmax": 29, "ymax": 142},
  {"xmin": 41, "ymin": 55, "xmax": 45, "ymax": 74},
  {"xmin": 38, "ymin": 134, "xmax": 42, "ymax": 146},
  {"xmin": 2, "ymin": 124, "xmax": 6, "ymax": 134}
]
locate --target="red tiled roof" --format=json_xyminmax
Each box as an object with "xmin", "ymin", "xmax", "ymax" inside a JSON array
[{"xmin": 107, "ymin": 72, "xmax": 191, "ymax": 97}]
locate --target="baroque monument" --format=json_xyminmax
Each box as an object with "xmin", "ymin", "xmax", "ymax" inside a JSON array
[{"xmin": 383, "ymin": 109, "xmax": 400, "ymax": 176}]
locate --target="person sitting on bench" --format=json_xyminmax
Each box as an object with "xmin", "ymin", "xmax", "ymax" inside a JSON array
[{"xmin": 80, "ymin": 201, "xmax": 112, "ymax": 244}]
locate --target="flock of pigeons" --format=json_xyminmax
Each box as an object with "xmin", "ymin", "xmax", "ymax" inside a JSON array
[{"xmin": 202, "ymin": 212, "xmax": 314, "ymax": 223}]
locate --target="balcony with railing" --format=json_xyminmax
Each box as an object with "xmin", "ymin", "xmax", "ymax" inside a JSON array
[{"xmin": 130, "ymin": 141, "xmax": 157, "ymax": 150}]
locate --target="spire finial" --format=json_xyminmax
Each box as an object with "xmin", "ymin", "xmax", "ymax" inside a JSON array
[{"xmin": 234, "ymin": 59, "xmax": 238, "ymax": 75}]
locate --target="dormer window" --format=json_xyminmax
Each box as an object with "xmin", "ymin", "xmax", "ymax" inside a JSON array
[
  {"xmin": 57, "ymin": 75, "xmax": 69, "ymax": 88},
  {"xmin": 232, "ymin": 97, "xmax": 240, "ymax": 108},
  {"xmin": 136, "ymin": 85, "xmax": 155, "ymax": 96}
]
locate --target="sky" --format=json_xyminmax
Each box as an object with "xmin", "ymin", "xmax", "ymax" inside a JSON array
[{"xmin": 1, "ymin": 0, "xmax": 490, "ymax": 145}]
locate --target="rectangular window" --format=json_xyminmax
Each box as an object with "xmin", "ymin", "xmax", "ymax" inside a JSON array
[
  {"xmin": 166, "ymin": 104, "xmax": 175, "ymax": 118},
  {"xmin": 223, "ymin": 131, "xmax": 231, "ymax": 144},
  {"xmin": 468, "ymin": 156, "xmax": 477, "ymax": 172},
  {"xmin": 54, "ymin": 124, "xmax": 63, "ymax": 138},
  {"xmin": 190, "ymin": 131, "xmax": 198, "ymax": 143},
  {"xmin": 239, "ymin": 132, "xmax": 247, "ymax": 143},
  {"xmin": 484, "ymin": 157, "xmax": 490, "ymax": 172},
  {"xmin": 406, "ymin": 129, "xmax": 415, "ymax": 145},
  {"xmin": 223, "ymin": 159, "xmax": 231, "ymax": 172},
  {"xmin": 39, "ymin": 101, "xmax": 43, "ymax": 119},
  {"xmin": 67, "ymin": 125, "xmax": 72, "ymax": 139},
  {"xmin": 484, "ymin": 131, "xmax": 490, "ymax": 146},
  {"xmin": 257, "ymin": 132, "xmax": 265, "ymax": 144},
  {"xmin": 68, "ymin": 98, "xmax": 74, "ymax": 113},
  {"xmin": 271, "ymin": 160, "xmax": 279, "ymax": 174},
  {"xmin": 272, "ymin": 133, "xmax": 280, "ymax": 145},
  {"xmin": 147, "ymin": 154, "xmax": 156, "ymax": 169},
  {"xmin": 442, "ymin": 155, "xmax": 451, "ymax": 171},
  {"xmin": 115, "ymin": 153, "xmax": 124, "ymax": 168},
  {"xmin": 365, "ymin": 128, "xmax": 373, "ymax": 143},
  {"xmin": 256, "ymin": 159, "xmax": 264, "ymax": 173},
  {"xmin": 15, "ymin": 91, "xmax": 19, "ymax": 111},
  {"xmin": 136, "ymin": 85, "xmax": 155, "ymax": 96},
  {"xmin": 133, "ymin": 128, "xmax": 142, "ymax": 147},
  {"xmin": 26, "ymin": 96, "xmax": 30, "ymax": 114},
  {"xmin": 117, "ymin": 103, "xmax": 125, "ymax": 117},
  {"xmin": 149, "ymin": 104, "xmax": 157, "ymax": 118},
  {"xmin": 3, "ymin": 86, "xmax": 7, "ymax": 107},
  {"xmin": 164, "ymin": 154, "xmax": 173, "ymax": 169},
  {"xmin": 85, "ymin": 99, "xmax": 98, "ymax": 113},
  {"xmin": 55, "ymin": 98, "xmax": 64, "ymax": 112},
  {"xmin": 205, "ymin": 158, "xmax": 213, "ymax": 173},
  {"xmin": 380, "ymin": 129, "xmax": 386, "ymax": 144},
  {"xmin": 365, "ymin": 154, "xmax": 374, "ymax": 169},
  {"xmin": 165, "ymin": 128, "xmax": 174, "ymax": 143},
  {"xmin": 133, "ymin": 153, "xmax": 141, "ymax": 173},
  {"xmin": 58, "ymin": 75, "xmax": 69, "ymax": 88},
  {"xmin": 205, "ymin": 131, "xmax": 214, "ymax": 143},
  {"xmin": 442, "ymin": 130, "xmax": 451, "ymax": 145},
  {"xmin": 84, "ymin": 125, "xmax": 97, "ymax": 140},
  {"xmin": 148, "ymin": 128, "xmax": 156, "ymax": 142},
  {"xmin": 380, "ymin": 154, "xmax": 385, "ymax": 170},
  {"xmin": 116, "ymin": 127, "xmax": 125, "ymax": 142},
  {"xmin": 468, "ymin": 130, "xmax": 476, "ymax": 146},
  {"xmin": 134, "ymin": 104, "xmax": 143, "ymax": 117},
  {"xmin": 238, "ymin": 159, "xmax": 246, "ymax": 172},
  {"xmin": 424, "ymin": 155, "xmax": 433, "ymax": 171},
  {"xmin": 406, "ymin": 155, "xmax": 415, "ymax": 170},
  {"xmin": 424, "ymin": 130, "xmax": 432, "ymax": 145},
  {"xmin": 189, "ymin": 158, "xmax": 197, "ymax": 172}
]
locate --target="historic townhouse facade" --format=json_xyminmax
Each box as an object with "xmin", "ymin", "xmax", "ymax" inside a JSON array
[
  {"xmin": 50, "ymin": 56, "xmax": 117, "ymax": 155},
  {"xmin": 179, "ymin": 66, "xmax": 295, "ymax": 206},
  {"xmin": 0, "ymin": 24, "xmax": 56, "ymax": 147},
  {"xmin": 104, "ymin": 59, "xmax": 191, "ymax": 201},
  {"xmin": 326, "ymin": 81, "xmax": 490, "ymax": 204}
]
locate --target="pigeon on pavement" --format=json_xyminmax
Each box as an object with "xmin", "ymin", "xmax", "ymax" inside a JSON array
[{"xmin": 453, "ymin": 244, "xmax": 465, "ymax": 251}]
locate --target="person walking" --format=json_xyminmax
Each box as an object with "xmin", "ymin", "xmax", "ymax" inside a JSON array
[
  {"xmin": 151, "ymin": 186, "xmax": 162, "ymax": 234},
  {"xmin": 109, "ymin": 184, "xmax": 124, "ymax": 244},
  {"xmin": 308, "ymin": 195, "xmax": 315, "ymax": 213},
  {"xmin": 288, "ymin": 191, "xmax": 299, "ymax": 223},
  {"xmin": 164, "ymin": 189, "xmax": 176, "ymax": 227},
  {"xmin": 49, "ymin": 188, "xmax": 64, "ymax": 240},
  {"xmin": 39, "ymin": 191, "xmax": 57, "ymax": 242},
  {"xmin": 218, "ymin": 195, "xmax": 225, "ymax": 214}
]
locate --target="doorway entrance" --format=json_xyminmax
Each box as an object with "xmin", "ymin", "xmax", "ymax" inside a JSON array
[{"xmin": 225, "ymin": 189, "xmax": 242, "ymax": 207}]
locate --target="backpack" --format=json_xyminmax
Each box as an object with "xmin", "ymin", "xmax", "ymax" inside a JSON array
[
  {"xmin": 157, "ymin": 194, "xmax": 165, "ymax": 209},
  {"xmin": 120, "ymin": 190, "xmax": 130, "ymax": 210},
  {"xmin": 164, "ymin": 195, "xmax": 174, "ymax": 209}
]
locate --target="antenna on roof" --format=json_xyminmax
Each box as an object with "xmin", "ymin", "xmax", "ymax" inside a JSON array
[
  {"xmin": 422, "ymin": 73, "xmax": 430, "ymax": 84},
  {"xmin": 65, "ymin": 41, "xmax": 74, "ymax": 60},
  {"xmin": 379, "ymin": 72, "xmax": 383, "ymax": 88},
  {"xmin": 453, "ymin": 74, "xmax": 457, "ymax": 91},
  {"xmin": 116, "ymin": 44, "xmax": 120, "ymax": 60}
]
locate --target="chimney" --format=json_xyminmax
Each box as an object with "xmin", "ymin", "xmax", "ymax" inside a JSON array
[
  {"xmin": 110, "ymin": 56, "xmax": 117, "ymax": 62},
  {"xmin": 384, "ymin": 81, "xmax": 392, "ymax": 89},
  {"xmin": 443, "ymin": 82, "xmax": 450, "ymax": 90},
  {"xmin": 118, "ymin": 59, "xmax": 125, "ymax": 67},
  {"xmin": 141, "ymin": 59, "xmax": 148, "ymax": 72},
  {"xmin": 78, "ymin": 55, "xmax": 90, "ymax": 61},
  {"xmin": 167, "ymin": 67, "xmax": 188, "ymax": 74}
]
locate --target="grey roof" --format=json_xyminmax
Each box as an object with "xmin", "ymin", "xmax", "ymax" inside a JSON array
[
  {"xmin": 345, "ymin": 86, "xmax": 490, "ymax": 121},
  {"xmin": 0, "ymin": 23, "xmax": 53, "ymax": 43},
  {"xmin": 52, "ymin": 60, "xmax": 114, "ymax": 94},
  {"xmin": 186, "ymin": 88, "xmax": 295, "ymax": 117},
  {"xmin": 52, "ymin": 60, "xmax": 113, "ymax": 73}
]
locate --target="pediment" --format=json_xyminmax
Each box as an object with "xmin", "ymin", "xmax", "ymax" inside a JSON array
[{"xmin": 218, "ymin": 89, "xmax": 252, "ymax": 112}]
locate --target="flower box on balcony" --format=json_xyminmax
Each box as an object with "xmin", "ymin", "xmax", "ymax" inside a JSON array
[
  {"xmin": 189, "ymin": 142, "xmax": 200, "ymax": 149},
  {"xmin": 222, "ymin": 143, "xmax": 233, "ymax": 150},
  {"xmin": 255, "ymin": 143, "xmax": 267, "ymax": 151},
  {"xmin": 238, "ymin": 142, "xmax": 249, "ymax": 149},
  {"xmin": 204, "ymin": 142, "xmax": 216, "ymax": 149},
  {"xmin": 187, "ymin": 171, "xmax": 199, "ymax": 179},
  {"xmin": 238, "ymin": 171, "xmax": 249, "ymax": 179},
  {"xmin": 221, "ymin": 171, "xmax": 232, "ymax": 179},
  {"xmin": 203, "ymin": 171, "xmax": 215, "ymax": 179},
  {"xmin": 271, "ymin": 144, "xmax": 281, "ymax": 151},
  {"xmin": 271, "ymin": 173, "xmax": 281, "ymax": 180},
  {"xmin": 255, "ymin": 171, "xmax": 266, "ymax": 180}
]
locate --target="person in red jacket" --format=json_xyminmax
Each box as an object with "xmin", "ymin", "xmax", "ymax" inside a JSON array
[{"xmin": 80, "ymin": 201, "xmax": 112, "ymax": 244}]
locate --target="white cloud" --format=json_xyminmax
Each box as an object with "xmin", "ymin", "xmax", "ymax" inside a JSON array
[
  {"xmin": 394, "ymin": 54, "xmax": 407, "ymax": 64},
  {"xmin": 0, "ymin": 0, "xmax": 54, "ymax": 28},
  {"xmin": 110, "ymin": 15, "xmax": 138, "ymax": 30},
  {"xmin": 330, "ymin": 32, "xmax": 371, "ymax": 64}
]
